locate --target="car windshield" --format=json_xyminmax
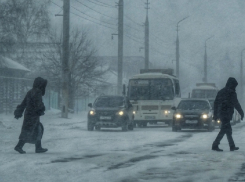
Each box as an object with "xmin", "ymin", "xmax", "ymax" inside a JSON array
[
  {"xmin": 178, "ymin": 100, "xmax": 210, "ymax": 110},
  {"xmin": 94, "ymin": 97, "xmax": 124, "ymax": 107},
  {"xmin": 128, "ymin": 78, "xmax": 174, "ymax": 100}
]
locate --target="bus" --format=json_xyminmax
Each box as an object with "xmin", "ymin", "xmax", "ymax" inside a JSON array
[
  {"xmin": 191, "ymin": 83, "xmax": 219, "ymax": 99},
  {"xmin": 127, "ymin": 69, "xmax": 181, "ymax": 127}
]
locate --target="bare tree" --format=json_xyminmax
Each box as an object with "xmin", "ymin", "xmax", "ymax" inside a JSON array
[
  {"xmin": 40, "ymin": 28, "xmax": 107, "ymax": 111},
  {"xmin": 0, "ymin": 0, "xmax": 50, "ymax": 68}
]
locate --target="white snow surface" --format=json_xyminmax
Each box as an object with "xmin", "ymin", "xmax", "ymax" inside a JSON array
[{"xmin": 1, "ymin": 110, "xmax": 245, "ymax": 182}]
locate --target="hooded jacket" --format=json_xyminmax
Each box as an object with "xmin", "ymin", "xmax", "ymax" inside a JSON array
[
  {"xmin": 14, "ymin": 77, "xmax": 47, "ymax": 143},
  {"xmin": 213, "ymin": 77, "xmax": 244, "ymax": 123}
]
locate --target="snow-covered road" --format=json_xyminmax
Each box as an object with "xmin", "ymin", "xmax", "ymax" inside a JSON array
[{"xmin": 1, "ymin": 109, "xmax": 245, "ymax": 182}]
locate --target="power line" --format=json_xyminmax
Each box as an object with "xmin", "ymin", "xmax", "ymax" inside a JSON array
[
  {"xmin": 124, "ymin": 15, "xmax": 143, "ymax": 27},
  {"xmin": 76, "ymin": 0, "xmax": 116, "ymax": 20},
  {"xmin": 51, "ymin": 0, "xmax": 116, "ymax": 30},
  {"xmin": 87, "ymin": 0, "xmax": 115, "ymax": 8},
  {"xmin": 71, "ymin": 5, "xmax": 116, "ymax": 26},
  {"xmin": 71, "ymin": 11, "xmax": 117, "ymax": 31},
  {"xmin": 51, "ymin": 0, "xmax": 62, "ymax": 8},
  {"xmin": 93, "ymin": 0, "xmax": 116, "ymax": 8}
]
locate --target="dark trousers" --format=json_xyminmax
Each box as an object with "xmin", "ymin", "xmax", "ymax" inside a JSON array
[{"xmin": 213, "ymin": 122, "xmax": 235, "ymax": 147}]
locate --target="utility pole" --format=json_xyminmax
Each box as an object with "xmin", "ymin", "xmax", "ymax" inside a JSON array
[
  {"xmin": 176, "ymin": 16, "xmax": 188, "ymax": 78},
  {"xmin": 240, "ymin": 48, "xmax": 245, "ymax": 106},
  {"xmin": 117, "ymin": 0, "xmax": 123, "ymax": 95},
  {"xmin": 144, "ymin": 0, "xmax": 150, "ymax": 69},
  {"xmin": 62, "ymin": 0, "xmax": 70, "ymax": 118},
  {"xmin": 204, "ymin": 36, "xmax": 213, "ymax": 83}
]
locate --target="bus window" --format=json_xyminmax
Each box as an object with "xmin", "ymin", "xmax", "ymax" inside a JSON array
[{"xmin": 128, "ymin": 79, "xmax": 174, "ymax": 100}]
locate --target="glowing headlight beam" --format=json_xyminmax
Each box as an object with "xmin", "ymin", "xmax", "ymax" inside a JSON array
[
  {"xmin": 90, "ymin": 110, "xmax": 95, "ymax": 115},
  {"xmin": 202, "ymin": 114, "xmax": 208, "ymax": 119},
  {"xmin": 164, "ymin": 110, "xmax": 171, "ymax": 114},
  {"xmin": 175, "ymin": 114, "xmax": 182, "ymax": 119},
  {"xmin": 118, "ymin": 111, "xmax": 124, "ymax": 116}
]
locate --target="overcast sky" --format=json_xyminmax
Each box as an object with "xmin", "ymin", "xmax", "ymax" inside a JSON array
[{"xmin": 49, "ymin": 0, "xmax": 245, "ymax": 94}]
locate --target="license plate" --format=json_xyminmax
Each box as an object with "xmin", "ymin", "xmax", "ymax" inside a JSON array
[
  {"xmin": 185, "ymin": 120, "xmax": 198, "ymax": 124},
  {"xmin": 145, "ymin": 116, "xmax": 155, "ymax": 120},
  {"xmin": 100, "ymin": 116, "xmax": 111, "ymax": 120}
]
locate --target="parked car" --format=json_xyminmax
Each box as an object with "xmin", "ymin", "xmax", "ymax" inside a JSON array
[
  {"xmin": 87, "ymin": 95, "xmax": 135, "ymax": 131},
  {"xmin": 171, "ymin": 98, "xmax": 215, "ymax": 132}
]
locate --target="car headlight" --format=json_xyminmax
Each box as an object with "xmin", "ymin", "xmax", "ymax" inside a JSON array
[
  {"xmin": 201, "ymin": 114, "xmax": 208, "ymax": 119},
  {"xmin": 118, "ymin": 111, "xmax": 124, "ymax": 116},
  {"xmin": 164, "ymin": 110, "xmax": 171, "ymax": 114},
  {"xmin": 175, "ymin": 114, "xmax": 183, "ymax": 119},
  {"xmin": 217, "ymin": 120, "xmax": 221, "ymax": 123},
  {"xmin": 89, "ymin": 110, "xmax": 95, "ymax": 115},
  {"xmin": 133, "ymin": 111, "xmax": 136, "ymax": 115}
]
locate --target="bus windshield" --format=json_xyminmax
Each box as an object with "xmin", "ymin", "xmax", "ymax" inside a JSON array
[
  {"xmin": 192, "ymin": 89, "xmax": 218, "ymax": 98},
  {"xmin": 128, "ymin": 79, "xmax": 174, "ymax": 100}
]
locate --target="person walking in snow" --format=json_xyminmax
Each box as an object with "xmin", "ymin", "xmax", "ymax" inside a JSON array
[
  {"xmin": 212, "ymin": 77, "xmax": 244, "ymax": 152},
  {"xmin": 14, "ymin": 77, "xmax": 48, "ymax": 154}
]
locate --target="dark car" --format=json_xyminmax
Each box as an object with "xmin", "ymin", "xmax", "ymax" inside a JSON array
[
  {"xmin": 87, "ymin": 95, "xmax": 135, "ymax": 131},
  {"xmin": 172, "ymin": 98, "xmax": 215, "ymax": 132}
]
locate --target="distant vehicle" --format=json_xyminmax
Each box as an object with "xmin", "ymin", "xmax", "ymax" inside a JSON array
[
  {"xmin": 127, "ymin": 69, "xmax": 181, "ymax": 127},
  {"xmin": 171, "ymin": 98, "xmax": 215, "ymax": 132},
  {"xmin": 191, "ymin": 83, "xmax": 219, "ymax": 99},
  {"xmin": 87, "ymin": 95, "xmax": 135, "ymax": 131}
]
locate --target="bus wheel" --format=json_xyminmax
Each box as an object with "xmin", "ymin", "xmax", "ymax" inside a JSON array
[
  {"xmin": 142, "ymin": 122, "xmax": 147, "ymax": 127},
  {"xmin": 172, "ymin": 126, "xmax": 177, "ymax": 132}
]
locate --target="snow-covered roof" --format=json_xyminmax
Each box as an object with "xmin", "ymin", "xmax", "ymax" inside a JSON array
[
  {"xmin": 130, "ymin": 72, "xmax": 176, "ymax": 80},
  {"xmin": 0, "ymin": 56, "xmax": 30, "ymax": 72},
  {"xmin": 193, "ymin": 85, "xmax": 219, "ymax": 90}
]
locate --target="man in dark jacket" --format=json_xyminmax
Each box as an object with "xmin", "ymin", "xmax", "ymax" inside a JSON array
[
  {"xmin": 212, "ymin": 77, "xmax": 244, "ymax": 152},
  {"xmin": 14, "ymin": 77, "xmax": 48, "ymax": 154}
]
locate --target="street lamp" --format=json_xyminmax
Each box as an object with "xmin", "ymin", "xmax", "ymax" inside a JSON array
[
  {"xmin": 203, "ymin": 35, "xmax": 214, "ymax": 83},
  {"xmin": 240, "ymin": 48, "xmax": 245, "ymax": 105},
  {"xmin": 176, "ymin": 16, "xmax": 189, "ymax": 78}
]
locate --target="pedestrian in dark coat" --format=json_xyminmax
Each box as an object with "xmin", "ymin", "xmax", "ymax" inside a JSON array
[
  {"xmin": 14, "ymin": 77, "xmax": 48, "ymax": 154},
  {"xmin": 212, "ymin": 77, "xmax": 244, "ymax": 152}
]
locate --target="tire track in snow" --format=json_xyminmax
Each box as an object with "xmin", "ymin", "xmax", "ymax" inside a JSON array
[{"xmin": 107, "ymin": 134, "xmax": 192, "ymax": 170}]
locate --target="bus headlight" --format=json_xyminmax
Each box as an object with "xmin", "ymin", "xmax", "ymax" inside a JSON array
[
  {"xmin": 89, "ymin": 110, "xmax": 96, "ymax": 115},
  {"xmin": 201, "ymin": 114, "xmax": 208, "ymax": 119},
  {"xmin": 164, "ymin": 110, "xmax": 171, "ymax": 114},
  {"xmin": 175, "ymin": 114, "xmax": 183, "ymax": 119},
  {"xmin": 133, "ymin": 111, "xmax": 136, "ymax": 115},
  {"xmin": 117, "ymin": 111, "xmax": 124, "ymax": 116},
  {"xmin": 217, "ymin": 120, "xmax": 221, "ymax": 124}
]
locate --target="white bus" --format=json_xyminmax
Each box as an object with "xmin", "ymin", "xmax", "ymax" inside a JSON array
[
  {"xmin": 191, "ymin": 83, "xmax": 219, "ymax": 99},
  {"xmin": 127, "ymin": 69, "xmax": 181, "ymax": 127}
]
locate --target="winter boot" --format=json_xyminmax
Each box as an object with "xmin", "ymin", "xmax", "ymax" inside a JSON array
[
  {"xmin": 14, "ymin": 140, "xmax": 26, "ymax": 154},
  {"xmin": 212, "ymin": 145, "xmax": 223, "ymax": 152},
  {"xmin": 35, "ymin": 140, "xmax": 48, "ymax": 153},
  {"xmin": 230, "ymin": 146, "xmax": 239, "ymax": 151}
]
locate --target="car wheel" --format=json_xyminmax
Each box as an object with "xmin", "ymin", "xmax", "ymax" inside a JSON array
[
  {"xmin": 122, "ymin": 122, "xmax": 128, "ymax": 131},
  {"xmin": 128, "ymin": 123, "xmax": 134, "ymax": 130},
  {"xmin": 87, "ymin": 122, "xmax": 94, "ymax": 131},
  {"xmin": 95, "ymin": 125, "xmax": 101, "ymax": 131},
  {"xmin": 207, "ymin": 122, "xmax": 214, "ymax": 132},
  {"xmin": 142, "ymin": 122, "xmax": 147, "ymax": 127},
  {"xmin": 172, "ymin": 126, "xmax": 177, "ymax": 132}
]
